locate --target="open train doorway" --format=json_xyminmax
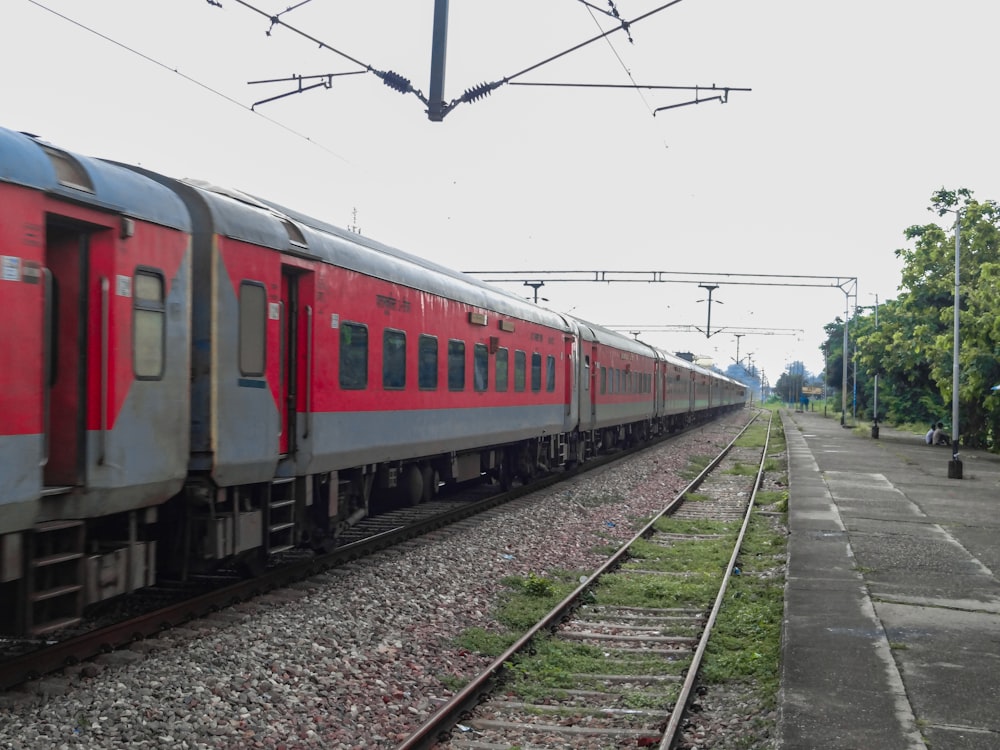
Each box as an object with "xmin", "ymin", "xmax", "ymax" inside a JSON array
[
  {"xmin": 279, "ymin": 263, "xmax": 316, "ymax": 460},
  {"xmin": 43, "ymin": 221, "xmax": 91, "ymax": 490}
]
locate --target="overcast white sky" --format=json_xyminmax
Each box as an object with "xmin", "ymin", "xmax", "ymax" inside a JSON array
[{"xmin": 4, "ymin": 0, "xmax": 998, "ymax": 384}]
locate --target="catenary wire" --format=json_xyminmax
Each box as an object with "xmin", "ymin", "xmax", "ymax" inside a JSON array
[{"xmin": 25, "ymin": 0, "xmax": 352, "ymax": 164}]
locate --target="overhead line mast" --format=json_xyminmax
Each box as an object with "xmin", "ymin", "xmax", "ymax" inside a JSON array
[
  {"xmin": 213, "ymin": 0, "xmax": 750, "ymax": 121},
  {"xmin": 465, "ymin": 270, "xmax": 858, "ymax": 427}
]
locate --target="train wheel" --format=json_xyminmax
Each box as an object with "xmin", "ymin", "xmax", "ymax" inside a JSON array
[
  {"xmin": 403, "ymin": 464, "xmax": 424, "ymax": 507},
  {"xmin": 497, "ymin": 452, "xmax": 513, "ymax": 491},
  {"xmin": 421, "ymin": 464, "xmax": 439, "ymax": 503}
]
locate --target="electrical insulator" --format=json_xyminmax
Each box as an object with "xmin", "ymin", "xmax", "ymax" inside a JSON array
[
  {"xmin": 460, "ymin": 82, "xmax": 498, "ymax": 104},
  {"xmin": 381, "ymin": 71, "xmax": 413, "ymax": 94}
]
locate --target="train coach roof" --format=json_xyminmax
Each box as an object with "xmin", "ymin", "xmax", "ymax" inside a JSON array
[
  {"xmin": 656, "ymin": 349, "xmax": 698, "ymax": 370},
  {"xmin": 566, "ymin": 315, "xmax": 658, "ymax": 358},
  {"xmin": 185, "ymin": 184, "xmax": 569, "ymax": 330},
  {"xmin": 0, "ymin": 128, "xmax": 190, "ymax": 231}
]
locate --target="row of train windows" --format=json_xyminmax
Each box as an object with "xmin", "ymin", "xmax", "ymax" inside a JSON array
[
  {"xmin": 132, "ymin": 278, "xmax": 694, "ymax": 400},
  {"xmin": 128, "ymin": 277, "xmax": 697, "ymax": 398},
  {"xmin": 599, "ymin": 368, "xmax": 653, "ymax": 396},
  {"xmin": 234, "ymin": 283, "xmax": 661, "ymax": 396},
  {"xmin": 236, "ymin": 283, "xmax": 557, "ymax": 392},
  {"xmin": 344, "ymin": 324, "xmax": 557, "ymax": 393}
]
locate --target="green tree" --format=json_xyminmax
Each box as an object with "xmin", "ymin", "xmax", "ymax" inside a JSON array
[{"xmin": 852, "ymin": 189, "xmax": 1000, "ymax": 446}]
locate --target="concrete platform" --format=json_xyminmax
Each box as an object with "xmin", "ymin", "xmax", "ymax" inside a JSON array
[{"xmin": 779, "ymin": 409, "xmax": 1000, "ymax": 750}]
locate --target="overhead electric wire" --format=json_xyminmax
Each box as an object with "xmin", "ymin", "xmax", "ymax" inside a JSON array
[
  {"xmin": 25, "ymin": 0, "xmax": 352, "ymax": 163},
  {"xmin": 579, "ymin": 0, "xmax": 656, "ymax": 115},
  {"xmin": 502, "ymin": 0, "xmax": 685, "ymax": 83}
]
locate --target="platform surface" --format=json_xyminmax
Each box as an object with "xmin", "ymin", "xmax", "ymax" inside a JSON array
[{"xmin": 779, "ymin": 409, "xmax": 1000, "ymax": 750}]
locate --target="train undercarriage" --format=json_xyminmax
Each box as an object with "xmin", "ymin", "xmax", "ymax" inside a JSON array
[{"xmin": 0, "ymin": 408, "xmax": 739, "ymax": 637}]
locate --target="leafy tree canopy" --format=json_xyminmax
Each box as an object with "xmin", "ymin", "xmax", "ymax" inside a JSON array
[{"xmin": 826, "ymin": 188, "xmax": 1000, "ymax": 447}]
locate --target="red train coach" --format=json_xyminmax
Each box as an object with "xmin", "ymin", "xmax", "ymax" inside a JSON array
[
  {"xmin": 0, "ymin": 125, "xmax": 747, "ymax": 636},
  {"xmin": 0, "ymin": 127, "xmax": 191, "ymax": 634},
  {"xmin": 119, "ymin": 178, "xmax": 577, "ymax": 570},
  {"xmin": 656, "ymin": 350, "xmax": 698, "ymax": 427},
  {"xmin": 570, "ymin": 318, "xmax": 660, "ymax": 457}
]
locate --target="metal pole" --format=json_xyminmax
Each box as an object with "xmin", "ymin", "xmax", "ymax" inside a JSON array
[
  {"xmin": 823, "ymin": 344, "xmax": 828, "ymax": 417},
  {"xmin": 841, "ymin": 292, "xmax": 849, "ymax": 426},
  {"xmin": 427, "ymin": 0, "xmax": 450, "ymax": 121},
  {"xmin": 853, "ymin": 354, "xmax": 857, "ymax": 420},
  {"xmin": 872, "ymin": 294, "xmax": 879, "ymax": 438},
  {"xmin": 699, "ymin": 284, "xmax": 719, "ymax": 338},
  {"xmin": 949, "ymin": 210, "xmax": 963, "ymax": 478}
]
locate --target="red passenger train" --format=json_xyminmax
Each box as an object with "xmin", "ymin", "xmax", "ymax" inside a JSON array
[{"xmin": 0, "ymin": 127, "xmax": 746, "ymax": 635}]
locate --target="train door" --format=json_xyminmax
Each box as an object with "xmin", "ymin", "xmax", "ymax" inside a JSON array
[
  {"xmin": 653, "ymin": 359, "xmax": 661, "ymax": 416},
  {"xmin": 43, "ymin": 222, "xmax": 90, "ymax": 488},
  {"xmin": 590, "ymin": 346, "xmax": 598, "ymax": 423},
  {"xmin": 563, "ymin": 335, "xmax": 575, "ymax": 422},
  {"xmin": 279, "ymin": 270, "xmax": 297, "ymax": 457},
  {"xmin": 279, "ymin": 265, "xmax": 315, "ymax": 459}
]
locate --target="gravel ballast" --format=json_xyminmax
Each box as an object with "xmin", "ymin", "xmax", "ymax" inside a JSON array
[{"xmin": 0, "ymin": 411, "xmax": 764, "ymax": 749}]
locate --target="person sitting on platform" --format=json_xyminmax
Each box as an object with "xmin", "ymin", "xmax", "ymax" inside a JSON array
[
  {"xmin": 925, "ymin": 424, "xmax": 935, "ymax": 445},
  {"xmin": 932, "ymin": 422, "xmax": 950, "ymax": 446}
]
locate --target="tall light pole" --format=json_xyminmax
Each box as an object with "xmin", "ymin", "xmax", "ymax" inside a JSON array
[
  {"xmin": 949, "ymin": 210, "xmax": 963, "ymax": 479},
  {"xmin": 871, "ymin": 294, "xmax": 879, "ymax": 439},
  {"xmin": 822, "ymin": 342, "xmax": 829, "ymax": 417},
  {"xmin": 841, "ymin": 292, "xmax": 849, "ymax": 427}
]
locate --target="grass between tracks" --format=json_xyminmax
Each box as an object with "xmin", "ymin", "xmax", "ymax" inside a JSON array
[{"xmin": 449, "ymin": 414, "xmax": 789, "ymax": 713}]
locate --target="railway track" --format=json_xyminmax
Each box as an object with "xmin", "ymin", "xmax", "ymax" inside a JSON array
[
  {"xmin": 0, "ymin": 416, "xmax": 739, "ymax": 695},
  {"xmin": 398, "ymin": 410, "xmax": 774, "ymax": 750}
]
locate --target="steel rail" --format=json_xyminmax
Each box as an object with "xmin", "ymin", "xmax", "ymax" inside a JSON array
[
  {"xmin": 659, "ymin": 409, "xmax": 772, "ymax": 749},
  {"xmin": 397, "ymin": 409, "xmax": 760, "ymax": 750}
]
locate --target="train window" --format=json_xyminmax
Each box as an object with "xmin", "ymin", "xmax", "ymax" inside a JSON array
[
  {"xmin": 473, "ymin": 344, "xmax": 489, "ymax": 392},
  {"xmin": 42, "ymin": 146, "xmax": 94, "ymax": 193},
  {"xmin": 133, "ymin": 270, "xmax": 165, "ymax": 379},
  {"xmin": 546, "ymin": 355, "xmax": 556, "ymax": 392},
  {"xmin": 584, "ymin": 355, "xmax": 590, "ymax": 391},
  {"xmin": 382, "ymin": 329, "xmax": 406, "ymax": 390},
  {"xmin": 339, "ymin": 322, "xmax": 368, "ymax": 389},
  {"xmin": 418, "ymin": 335, "xmax": 438, "ymax": 390},
  {"xmin": 239, "ymin": 282, "xmax": 267, "ymax": 377},
  {"xmin": 448, "ymin": 340, "xmax": 465, "ymax": 391},
  {"xmin": 514, "ymin": 350, "xmax": 526, "ymax": 392},
  {"xmin": 600, "ymin": 366, "xmax": 607, "ymax": 394},
  {"xmin": 496, "ymin": 348, "xmax": 509, "ymax": 392},
  {"xmin": 531, "ymin": 353, "xmax": 542, "ymax": 392},
  {"xmin": 615, "ymin": 369, "xmax": 621, "ymax": 394}
]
